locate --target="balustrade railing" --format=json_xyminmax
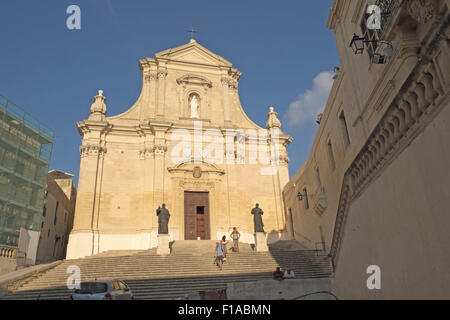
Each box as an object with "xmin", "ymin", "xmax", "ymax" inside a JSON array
[{"xmin": 0, "ymin": 244, "xmax": 18, "ymax": 259}]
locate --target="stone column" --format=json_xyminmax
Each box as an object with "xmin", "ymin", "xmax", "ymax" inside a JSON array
[
  {"xmin": 142, "ymin": 72, "xmax": 157, "ymax": 120},
  {"xmin": 266, "ymin": 107, "xmax": 292, "ymax": 231},
  {"xmin": 67, "ymin": 92, "xmax": 110, "ymax": 259},
  {"xmin": 137, "ymin": 125, "xmax": 155, "ymax": 247},
  {"xmin": 139, "ymin": 58, "xmax": 157, "ymax": 120},
  {"xmin": 150, "ymin": 122, "xmax": 171, "ymax": 235},
  {"xmin": 221, "ymin": 77, "xmax": 231, "ymax": 126},
  {"xmin": 156, "ymin": 68, "xmax": 168, "ymax": 119}
]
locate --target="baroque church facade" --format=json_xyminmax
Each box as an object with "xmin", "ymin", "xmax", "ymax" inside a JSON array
[{"xmin": 67, "ymin": 39, "xmax": 292, "ymax": 259}]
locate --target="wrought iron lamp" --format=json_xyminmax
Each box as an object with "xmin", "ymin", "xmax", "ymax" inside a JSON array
[
  {"xmin": 349, "ymin": 33, "xmax": 394, "ymax": 64},
  {"xmin": 349, "ymin": 34, "xmax": 366, "ymax": 55}
]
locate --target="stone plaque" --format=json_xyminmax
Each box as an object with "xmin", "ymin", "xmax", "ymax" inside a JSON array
[{"xmin": 193, "ymin": 166, "xmax": 202, "ymax": 178}]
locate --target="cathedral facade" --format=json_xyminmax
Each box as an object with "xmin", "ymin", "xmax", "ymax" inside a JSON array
[{"xmin": 67, "ymin": 39, "xmax": 292, "ymax": 259}]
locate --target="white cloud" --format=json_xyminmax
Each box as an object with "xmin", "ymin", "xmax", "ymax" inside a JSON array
[{"xmin": 285, "ymin": 71, "xmax": 334, "ymax": 127}]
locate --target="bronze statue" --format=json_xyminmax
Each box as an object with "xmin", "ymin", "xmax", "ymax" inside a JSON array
[
  {"xmin": 156, "ymin": 203, "xmax": 170, "ymax": 234},
  {"xmin": 251, "ymin": 203, "xmax": 264, "ymax": 232}
]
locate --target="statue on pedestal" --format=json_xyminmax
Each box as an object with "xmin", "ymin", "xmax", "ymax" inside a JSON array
[
  {"xmin": 156, "ymin": 204, "xmax": 170, "ymax": 234},
  {"xmin": 251, "ymin": 203, "xmax": 264, "ymax": 233},
  {"xmin": 190, "ymin": 95, "xmax": 199, "ymax": 118}
]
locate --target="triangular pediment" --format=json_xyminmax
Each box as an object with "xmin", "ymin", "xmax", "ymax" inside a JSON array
[{"xmin": 155, "ymin": 41, "xmax": 232, "ymax": 67}]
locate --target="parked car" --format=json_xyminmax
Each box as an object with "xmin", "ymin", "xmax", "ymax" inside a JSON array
[{"xmin": 70, "ymin": 280, "xmax": 134, "ymax": 300}]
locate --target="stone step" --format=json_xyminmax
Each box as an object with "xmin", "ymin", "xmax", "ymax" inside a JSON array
[
  {"xmin": 1, "ymin": 246, "xmax": 332, "ymax": 299},
  {"xmin": 22, "ymin": 268, "xmax": 331, "ymax": 283},
  {"xmin": 23, "ymin": 272, "xmax": 331, "ymax": 288}
]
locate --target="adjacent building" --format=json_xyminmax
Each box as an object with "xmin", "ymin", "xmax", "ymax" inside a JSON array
[
  {"xmin": 36, "ymin": 170, "xmax": 76, "ymax": 264},
  {"xmin": 283, "ymin": 0, "xmax": 450, "ymax": 298},
  {"xmin": 0, "ymin": 94, "xmax": 54, "ymax": 273}
]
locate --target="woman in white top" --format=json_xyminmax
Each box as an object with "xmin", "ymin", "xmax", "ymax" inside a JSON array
[{"xmin": 230, "ymin": 227, "xmax": 240, "ymax": 252}]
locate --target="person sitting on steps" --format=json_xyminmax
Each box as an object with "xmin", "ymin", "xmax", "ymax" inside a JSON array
[
  {"xmin": 283, "ymin": 268, "xmax": 295, "ymax": 279},
  {"xmin": 273, "ymin": 267, "xmax": 284, "ymax": 281}
]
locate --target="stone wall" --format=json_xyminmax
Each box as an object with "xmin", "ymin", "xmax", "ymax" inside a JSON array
[{"xmin": 283, "ymin": 0, "xmax": 450, "ymax": 298}]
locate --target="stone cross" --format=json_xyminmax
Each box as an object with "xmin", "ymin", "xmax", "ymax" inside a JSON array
[{"xmin": 188, "ymin": 28, "xmax": 198, "ymax": 40}]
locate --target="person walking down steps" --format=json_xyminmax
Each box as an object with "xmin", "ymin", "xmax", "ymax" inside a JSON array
[
  {"xmin": 221, "ymin": 235, "xmax": 228, "ymax": 263},
  {"xmin": 214, "ymin": 242, "xmax": 224, "ymax": 270}
]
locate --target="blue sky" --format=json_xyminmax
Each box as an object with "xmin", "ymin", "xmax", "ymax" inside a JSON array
[{"xmin": 0, "ymin": 0, "xmax": 338, "ymax": 181}]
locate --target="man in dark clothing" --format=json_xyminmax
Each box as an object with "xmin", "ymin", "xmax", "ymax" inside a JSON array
[
  {"xmin": 273, "ymin": 267, "xmax": 284, "ymax": 281},
  {"xmin": 156, "ymin": 203, "xmax": 170, "ymax": 234},
  {"xmin": 251, "ymin": 203, "xmax": 264, "ymax": 232}
]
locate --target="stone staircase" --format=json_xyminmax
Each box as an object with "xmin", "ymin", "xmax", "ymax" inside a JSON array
[{"xmin": 0, "ymin": 241, "xmax": 332, "ymax": 300}]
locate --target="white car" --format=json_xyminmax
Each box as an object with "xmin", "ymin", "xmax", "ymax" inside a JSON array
[{"xmin": 70, "ymin": 280, "xmax": 134, "ymax": 300}]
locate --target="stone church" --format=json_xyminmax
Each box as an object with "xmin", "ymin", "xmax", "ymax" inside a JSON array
[{"xmin": 66, "ymin": 39, "xmax": 292, "ymax": 259}]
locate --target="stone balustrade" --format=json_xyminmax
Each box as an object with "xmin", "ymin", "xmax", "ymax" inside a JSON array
[{"xmin": 0, "ymin": 245, "xmax": 18, "ymax": 259}]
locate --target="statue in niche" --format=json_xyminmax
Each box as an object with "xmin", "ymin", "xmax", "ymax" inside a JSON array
[{"xmin": 190, "ymin": 95, "xmax": 199, "ymax": 118}]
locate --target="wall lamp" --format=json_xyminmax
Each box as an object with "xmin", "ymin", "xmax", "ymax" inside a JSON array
[{"xmin": 349, "ymin": 33, "xmax": 394, "ymax": 64}]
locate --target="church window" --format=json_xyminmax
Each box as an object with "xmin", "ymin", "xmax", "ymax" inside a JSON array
[
  {"xmin": 328, "ymin": 141, "xmax": 336, "ymax": 171},
  {"xmin": 339, "ymin": 111, "xmax": 351, "ymax": 148},
  {"xmin": 303, "ymin": 188, "xmax": 309, "ymax": 210},
  {"xmin": 316, "ymin": 167, "xmax": 324, "ymax": 192},
  {"xmin": 54, "ymin": 201, "xmax": 59, "ymax": 225}
]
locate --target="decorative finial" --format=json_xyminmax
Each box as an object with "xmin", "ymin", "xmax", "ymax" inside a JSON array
[
  {"xmin": 89, "ymin": 89, "xmax": 107, "ymax": 121},
  {"xmin": 266, "ymin": 106, "xmax": 281, "ymax": 130}
]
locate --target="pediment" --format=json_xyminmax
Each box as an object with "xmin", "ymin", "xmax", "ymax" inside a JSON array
[
  {"xmin": 167, "ymin": 159, "xmax": 225, "ymax": 176},
  {"xmin": 155, "ymin": 41, "xmax": 232, "ymax": 67},
  {"xmin": 176, "ymin": 74, "xmax": 212, "ymax": 87}
]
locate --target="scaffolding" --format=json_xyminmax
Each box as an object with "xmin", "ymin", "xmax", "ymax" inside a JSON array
[{"xmin": 0, "ymin": 94, "xmax": 54, "ymax": 247}]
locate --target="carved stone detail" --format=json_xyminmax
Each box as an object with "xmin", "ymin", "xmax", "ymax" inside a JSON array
[
  {"xmin": 153, "ymin": 143, "xmax": 168, "ymax": 155},
  {"xmin": 139, "ymin": 145, "xmax": 155, "ymax": 159},
  {"xmin": 157, "ymin": 69, "xmax": 168, "ymax": 79},
  {"xmin": 80, "ymin": 144, "xmax": 107, "ymax": 158},
  {"xmin": 406, "ymin": 0, "xmax": 436, "ymax": 25},
  {"xmin": 144, "ymin": 72, "xmax": 157, "ymax": 82}
]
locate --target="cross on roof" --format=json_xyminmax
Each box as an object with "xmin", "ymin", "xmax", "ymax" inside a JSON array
[{"xmin": 187, "ymin": 28, "xmax": 198, "ymax": 40}]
